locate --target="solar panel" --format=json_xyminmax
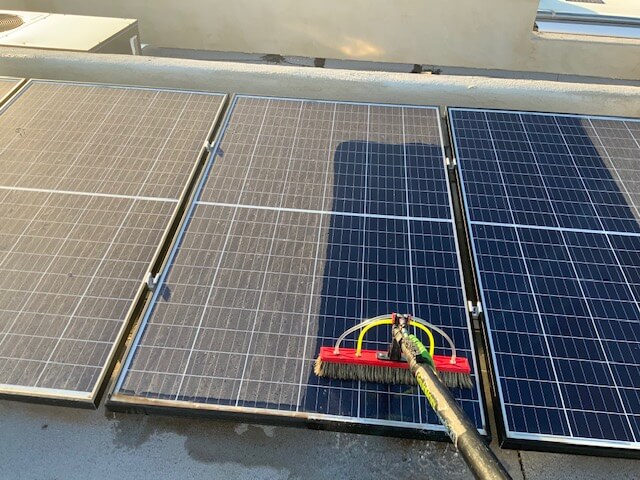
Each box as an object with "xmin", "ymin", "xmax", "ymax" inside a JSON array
[
  {"xmin": 0, "ymin": 77, "xmax": 23, "ymax": 104},
  {"xmin": 109, "ymin": 96, "xmax": 486, "ymax": 437},
  {"xmin": 450, "ymin": 108, "xmax": 640, "ymax": 455},
  {"xmin": 0, "ymin": 80, "xmax": 226, "ymax": 405}
]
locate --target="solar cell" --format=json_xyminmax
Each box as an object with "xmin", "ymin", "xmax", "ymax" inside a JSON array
[
  {"xmin": 0, "ymin": 80, "xmax": 226, "ymax": 404},
  {"xmin": 109, "ymin": 96, "xmax": 485, "ymax": 437},
  {"xmin": 450, "ymin": 108, "xmax": 640, "ymax": 455}
]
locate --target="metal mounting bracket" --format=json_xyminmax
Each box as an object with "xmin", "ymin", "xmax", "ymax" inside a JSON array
[
  {"xmin": 446, "ymin": 156, "xmax": 457, "ymax": 170},
  {"xmin": 467, "ymin": 300, "xmax": 483, "ymax": 320},
  {"xmin": 146, "ymin": 272, "xmax": 160, "ymax": 291}
]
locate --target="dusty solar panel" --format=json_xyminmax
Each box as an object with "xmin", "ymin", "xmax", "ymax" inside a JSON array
[
  {"xmin": 450, "ymin": 108, "xmax": 640, "ymax": 456},
  {"xmin": 109, "ymin": 95, "xmax": 486, "ymax": 438},
  {"xmin": 0, "ymin": 80, "xmax": 226, "ymax": 405},
  {"xmin": 0, "ymin": 77, "xmax": 22, "ymax": 104}
]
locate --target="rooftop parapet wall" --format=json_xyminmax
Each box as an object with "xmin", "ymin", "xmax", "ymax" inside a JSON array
[{"xmin": 0, "ymin": 47, "xmax": 638, "ymax": 118}]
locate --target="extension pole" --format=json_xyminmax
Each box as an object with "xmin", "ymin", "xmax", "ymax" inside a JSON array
[{"xmin": 393, "ymin": 326, "xmax": 512, "ymax": 480}]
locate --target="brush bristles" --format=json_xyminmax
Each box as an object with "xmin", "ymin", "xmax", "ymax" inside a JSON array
[
  {"xmin": 438, "ymin": 371, "xmax": 474, "ymax": 389},
  {"xmin": 314, "ymin": 357, "xmax": 417, "ymax": 385},
  {"xmin": 315, "ymin": 357, "xmax": 473, "ymax": 389}
]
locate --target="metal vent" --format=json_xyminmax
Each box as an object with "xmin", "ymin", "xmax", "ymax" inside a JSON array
[{"xmin": 0, "ymin": 14, "xmax": 24, "ymax": 33}]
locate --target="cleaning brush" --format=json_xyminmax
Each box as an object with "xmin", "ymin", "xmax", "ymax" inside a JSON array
[
  {"xmin": 314, "ymin": 313, "xmax": 512, "ymax": 480},
  {"xmin": 314, "ymin": 313, "xmax": 473, "ymax": 389}
]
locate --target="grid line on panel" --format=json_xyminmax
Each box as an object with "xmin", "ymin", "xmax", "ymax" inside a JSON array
[
  {"xmin": 512, "ymin": 115, "xmax": 637, "ymax": 437},
  {"xmin": 480, "ymin": 111, "xmax": 575, "ymax": 436},
  {"xmin": 119, "ymin": 296, "xmax": 469, "ymax": 318},
  {"xmin": 0, "ymin": 81, "xmax": 225, "ymax": 200},
  {"xmin": 295, "ymin": 102, "xmax": 337, "ymax": 410},
  {"xmin": 0, "ymin": 89, "xmax": 128, "ymax": 350},
  {"xmin": 199, "ymin": 96, "xmax": 451, "ymax": 220},
  {"xmin": 196, "ymin": 201, "xmax": 454, "ymax": 223},
  {"xmin": 123, "ymin": 365, "xmax": 452, "ymax": 398},
  {"xmin": 586, "ymin": 118, "xmax": 640, "ymax": 223},
  {"xmin": 452, "ymin": 108, "xmax": 640, "ymax": 236},
  {"xmin": 469, "ymin": 220, "xmax": 640, "ymax": 238},
  {"xmin": 233, "ymin": 102, "xmax": 305, "ymax": 405},
  {"xmin": 0, "ymin": 195, "xmax": 94, "ymax": 353},
  {"xmin": 356, "ymin": 105, "xmax": 370, "ymax": 418},
  {"xmin": 172, "ymin": 99, "xmax": 272, "ymax": 400},
  {"xmin": 401, "ymin": 109, "xmax": 417, "ymax": 311},
  {"xmin": 4, "ymin": 85, "xmax": 130, "ymax": 192},
  {"xmin": 0, "ymin": 185, "xmax": 179, "ymax": 203},
  {"xmin": 622, "ymin": 122, "xmax": 640, "ymax": 150},
  {"xmin": 0, "ymin": 83, "xmax": 72, "ymax": 169},
  {"xmin": 401, "ymin": 107, "xmax": 423, "ymax": 422}
]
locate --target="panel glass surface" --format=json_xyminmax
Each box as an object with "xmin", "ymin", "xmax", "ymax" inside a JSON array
[
  {"xmin": 451, "ymin": 108, "xmax": 640, "ymax": 451},
  {"xmin": 112, "ymin": 96, "xmax": 485, "ymax": 435},
  {"xmin": 0, "ymin": 80, "xmax": 225, "ymax": 402}
]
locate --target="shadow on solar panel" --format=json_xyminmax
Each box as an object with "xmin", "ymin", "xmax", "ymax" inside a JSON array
[
  {"xmin": 110, "ymin": 96, "xmax": 485, "ymax": 439},
  {"xmin": 450, "ymin": 107, "xmax": 640, "ymax": 455},
  {"xmin": 300, "ymin": 141, "xmax": 477, "ymax": 426}
]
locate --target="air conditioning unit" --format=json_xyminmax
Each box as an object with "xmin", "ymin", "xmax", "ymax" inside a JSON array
[{"xmin": 0, "ymin": 10, "xmax": 141, "ymax": 54}]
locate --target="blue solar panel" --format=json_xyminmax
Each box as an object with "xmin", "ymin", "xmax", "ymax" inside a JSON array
[
  {"xmin": 108, "ymin": 96, "xmax": 485, "ymax": 437},
  {"xmin": 451, "ymin": 108, "xmax": 640, "ymax": 454}
]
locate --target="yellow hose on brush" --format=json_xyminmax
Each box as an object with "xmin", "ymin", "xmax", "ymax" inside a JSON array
[{"xmin": 355, "ymin": 318, "xmax": 435, "ymax": 358}]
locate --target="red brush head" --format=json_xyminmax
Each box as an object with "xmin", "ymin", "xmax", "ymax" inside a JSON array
[
  {"xmin": 318, "ymin": 346, "xmax": 408, "ymax": 368},
  {"xmin": 317, "ymin": 346, "xmax": 471, "ymax": 374},
  {"xmin": 432, "ymin": 355, "xmax": 471, "ymax": 374}
]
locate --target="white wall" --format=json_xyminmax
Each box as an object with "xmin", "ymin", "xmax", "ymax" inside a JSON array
[{"xmin": 13, "ymin": 0, "xmax": 640, "ymax": 80}]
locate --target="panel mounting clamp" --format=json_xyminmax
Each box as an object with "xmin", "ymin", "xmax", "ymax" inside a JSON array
[
  {"xmin": 467, "ymin": 301, "xmax": 482, "ymax": 320},
  {"xmin": 146, "ymin": 272, "xmax": 160, "ymax": 291},
  {"xmin": 446, "ymin": 156, "xmax": 457, "ymax": 171}
]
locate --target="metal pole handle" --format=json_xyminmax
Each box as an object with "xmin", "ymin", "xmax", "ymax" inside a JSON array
[{"xmin": 393, "ymin": 326, "xmax": 512, "ymax": 480}]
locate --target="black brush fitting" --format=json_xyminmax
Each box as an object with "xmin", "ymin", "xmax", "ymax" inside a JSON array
[{"xmin": 386, "ymin": 313, "xmax": 410, "ymax": 361}]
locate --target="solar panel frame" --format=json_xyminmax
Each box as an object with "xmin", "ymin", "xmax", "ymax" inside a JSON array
[
  {"xmin": 449, "ymin": 106, "xmax": 640, "ymax": 457},
  {"xmin": 107, "ymin": 94, "xmax": 488, "ymax": 439},
  {"xmin": 0, "ymin": 79, "xmax": 228, "ymax": 406},
  {"xmin": 0, "ymin": 77, "xmax": 25, "ymax": 107}
]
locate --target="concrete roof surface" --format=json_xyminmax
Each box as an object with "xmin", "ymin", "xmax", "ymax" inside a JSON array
[{"xmin": 1, "ymin": 399, "xmax": 638, "ymax": 480}]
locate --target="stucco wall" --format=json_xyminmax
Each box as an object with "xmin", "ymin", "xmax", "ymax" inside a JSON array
[
  {"xmin": 1, "ymin": 48, "xmax": 638, "ymax": 118},
  {"xmin": 2, "ymin": 1, "xmax": 26, "ymax": 8},
  {"xmin": 11, "ymin": 0, "xmax": 640, "ymax": 80}
]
